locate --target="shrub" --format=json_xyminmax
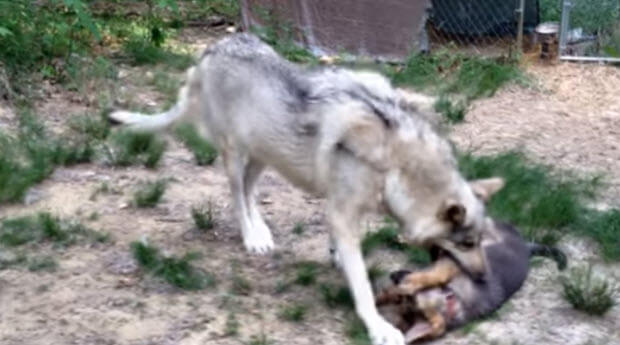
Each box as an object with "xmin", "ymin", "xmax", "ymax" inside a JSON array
[{"xmin": 562, "ymin": 265, "xmax": 616, "ymax": 316}]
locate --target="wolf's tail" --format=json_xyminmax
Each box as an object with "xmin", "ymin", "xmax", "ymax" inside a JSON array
[
  {"xmin": 527, "ymin": 243, "xmax": 567, "ymax": 270},
  {"xmin": 108, "ymin": 67, "xmax": 199, "ymax": 132}
]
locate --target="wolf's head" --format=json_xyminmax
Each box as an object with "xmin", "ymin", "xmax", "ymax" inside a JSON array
[{"xmin": 384, "ymin": 153, "xmax": 504, "ymax": 277}]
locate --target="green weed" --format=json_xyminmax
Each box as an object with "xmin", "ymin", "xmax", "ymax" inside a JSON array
[
  {"xmin": 292, "ymin": 222, "xmax": 305, "ymax": 235},
  {"xmin": 248, "ymin": 333, "xmax": 273, "ymax": 345},
  {"xmin": 434, "ymin": 96, "xmax": 466, "ymax": 123},
  {"xmin": 151, "ymin": 69, "xmax": 180, "ymax": 106},
  {"xmin": 0, "ymin": 111, "xmax": 95, "ymax": 203},
  {"xmin": 319, "ymin": 283, "xmax": 354, "ymax": 309},
  {"xmin": 105, "ymin": 130, "xmax": 167, "ymax": 168},
  {"xmin": 279, "ymin": 303, "xmax": 308, "ymax": 322},
  {"xmin": 191, "ymin": 203, "xmax": 215, "ymax": 231},
  {"xmin": 174, "ymin": 124, "xmax": 218, "ymax": 166},
  {"xmin": 27, "ymin": 256, "xmax": 58, "ymax": 272},
  {"xmin": 225, "ymin": 311, "xmax": 240, "ymax": 336},
  {"xmin": 132, "ymin": 179, "xmax": 167, "ymax": 208},
  {"xmin": 367, "ymin": 264, "xmax": 386, "ymax": 283},
  {"xmin": 577, "ymin": 209, "xmax": 620, "ymax": 261},
  {"xmin": 346, "ymin": 317, "xmax": 371, "ymax": 345},
  {"xmin": 294, "ymin": 261, "xmax": 321, "ymax": 286},
  {"xmin": 230, "ymin": 273, "xmax": 253, "ymax": 296},
  {"xmin": 131, "ymin": 241, "xmax": 215, "ymax": 290},
  {"xmin": 562, "ymin": 265, "xmax": 616, "ymax": 316},
  {"xmin": 0, "ymin": 212, "xmax": 102, "ymax": 248},
  {"xmin": 69, "ymin": 112, "xmax": 111, "ymax": 141},
  {"xmin": 122, "ymin": 35, "xmax": 194, "ymax": 70}
]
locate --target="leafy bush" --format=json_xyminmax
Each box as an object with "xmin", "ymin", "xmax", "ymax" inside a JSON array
[{"xmin": 0, "ymin": 110, "xmax": 95, "ymax": 203}]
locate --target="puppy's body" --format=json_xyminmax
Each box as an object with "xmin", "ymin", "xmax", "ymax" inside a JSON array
[
  {"xmin": 378, "ymin": 221, "xmax": 566, "ymax": 342},
  {"xmin": 110, "ymin": 33, "xmax": 501, "ymax": 345}
]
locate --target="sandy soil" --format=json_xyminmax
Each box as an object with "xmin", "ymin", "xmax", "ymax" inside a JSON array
[{"xmin": 1, "ymin": 29, "xmax": 619, "ymax": 345}]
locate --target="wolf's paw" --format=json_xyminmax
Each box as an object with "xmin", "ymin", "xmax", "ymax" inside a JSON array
[
  {"xmin": 243, "ymin": 225, "xmax": 274, "ymax": 255},
  {"xmin": 368, "ymin": 317, "xmax": 405, "ymax": 345}
]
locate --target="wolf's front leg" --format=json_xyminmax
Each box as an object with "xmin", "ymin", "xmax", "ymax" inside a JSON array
[{"xmin": 330, "ymin": 212, "xmax": 405, "ymax": 345}]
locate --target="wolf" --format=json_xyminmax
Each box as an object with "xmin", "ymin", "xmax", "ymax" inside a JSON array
[
  {"xmin": 376, "ymin": 221, "xmax": 567, "ymax": 343},
  {"xmin": 109, "ymin": 33, "xmax": 504, "ymax": 345}
]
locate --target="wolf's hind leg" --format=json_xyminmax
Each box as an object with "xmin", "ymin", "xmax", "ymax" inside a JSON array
[
  {"xmin": 243, "ymin": 159, "xmax": 274, "ymax": 252},
  {"xmin": 222, "ymin": 148, "xmax": 273, "ymax": 254}
]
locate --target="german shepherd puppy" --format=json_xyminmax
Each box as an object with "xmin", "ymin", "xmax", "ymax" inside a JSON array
[{"xmin": 376, "ymin": 221, "xmax": 567, "ymax": 343}]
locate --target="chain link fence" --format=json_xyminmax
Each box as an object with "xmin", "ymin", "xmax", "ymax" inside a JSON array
[
  {"xmin": 426, "ymin": 0, "xmax": 535, "ymax": 58},
  {"xmin": 557, "ymin": 0, "xmax": 620, "ymax": 62}
]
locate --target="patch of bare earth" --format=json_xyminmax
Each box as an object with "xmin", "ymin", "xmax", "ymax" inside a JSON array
[{"xmin": 1, "ymin": 30, "xmax": 619, "ymax": 345}]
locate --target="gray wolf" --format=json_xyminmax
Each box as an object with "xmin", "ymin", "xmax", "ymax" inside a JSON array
[
  {"xmin": 109, "ymin": 33, "xmax": 503, "ymax": 345},
  {"xmin": 376, "ymin": 220, "xmax": 567, "ymax": 343}
]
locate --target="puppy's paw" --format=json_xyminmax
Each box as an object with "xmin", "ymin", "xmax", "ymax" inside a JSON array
[{"xmin": 368, "ymin": 317, "xmax": 406, "ymax": 345}]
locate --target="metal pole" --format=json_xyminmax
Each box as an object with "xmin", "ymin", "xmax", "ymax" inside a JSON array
[
  {"xmin": 516, "ymin": 0, "xmax": 525, "ymax": 55},
  {"xmin": 559, "ymin": 55, "xmax": 620, "ymax": 63},
  {"xmin": 559, "ymin": 0, "xmax": 572, "ymax": 56}
]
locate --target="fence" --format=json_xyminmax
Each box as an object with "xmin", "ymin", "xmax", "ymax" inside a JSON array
[
  {"xmin": 426, "ymin": 0, "xmax": 533, "ymax": 58},
  {"xmin": 558, "ymin": 0, "xmax": 620, "ymax": 62}
]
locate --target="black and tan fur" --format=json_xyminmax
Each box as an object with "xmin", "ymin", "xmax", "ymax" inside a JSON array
[{"xmin": 376, "ymin": 221, "xmax": 567, "ymax": 343}]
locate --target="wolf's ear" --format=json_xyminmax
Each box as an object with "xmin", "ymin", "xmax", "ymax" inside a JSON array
[
  {"xmin": 469, "ymin": 177, "xmax": 505, "ymax": 202},
  {"xmin": 339, "ymin": 117, "xmax": 392, "ymax": 171},
  {"xmin": 438, "ymin": 199, "xmax": 466, "ymax": 226}
]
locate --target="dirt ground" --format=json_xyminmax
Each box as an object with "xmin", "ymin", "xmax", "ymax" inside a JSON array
[{"xmin": 1, "ymin": 29, "xmax": 619, "ymax": 345}]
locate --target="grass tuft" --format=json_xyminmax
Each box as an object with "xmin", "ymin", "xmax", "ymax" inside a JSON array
[
  {"xmin": 191, "ymin": 203, "xmax": 215, "ymax": 231},
  {"xmin": 279, "ymin": 303, "xmax": 308, "ymax": 322},
  {"xmin": 0, "ymin": 212, "xmax": 103, "ymax": 248},
  {"xmin": 346, "ymin": 317, "xmax": 372, "ymax": 345},
  {"xmin": 105, "ymin": 130, "xmax": 167, "ymax": 168},
  {"xmin": 69, "ymin": 113, "xmax": 111, "ymax": 141},
  {"xmin": 319, "ymin": 283, "xmax": 354, "ymax": 309},
  {"xmin": 27, "ymin": 256, "xmax": 58, "ymax": 272},
  {"xmin": 294, "ymin": 261, "xmax": 321, "ymax": 286},
  {"xmin": 562, "ymin": 265, "xmax": 616, "ymax": 316},
  {"xmin": 131, "ymin": 241, "xmax": 215, "ymax": 290},
  {"xmin": 292, "ymin": 222, "xmax": 305, "ymax": 235},
  {"xmin": 174, "ymin": 124, "xmax": 218, "ymax": 166},
  {"xmin": 434, "ymin": 96, "xmax": 466, "ymax": 123},
  {"xmin": 225, "ymin": 312, "xmax": 240, "ymax": 336},
  {"xmin": 132, "ymin": 179, "xmax": 167, "ymax": 208},
  {"xmin": 248, "ymin": 333, "xmax": 273, "ymax": 345}
]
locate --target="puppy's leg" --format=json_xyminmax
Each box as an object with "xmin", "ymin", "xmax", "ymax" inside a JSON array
[
  {"xmin": 330, "ymin": 210, "xmax": 405, "ymax": 345},
  {"xmin": 242, "ymin": 159, "xmax": 274, "ymax": 250},
  {"xmin": 391, "ymin": 258, "xmax": 460, "ymax": 295},
  {"xmin": 222, "ymin": 148, "xmax": 272, "ymax": 254}
]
